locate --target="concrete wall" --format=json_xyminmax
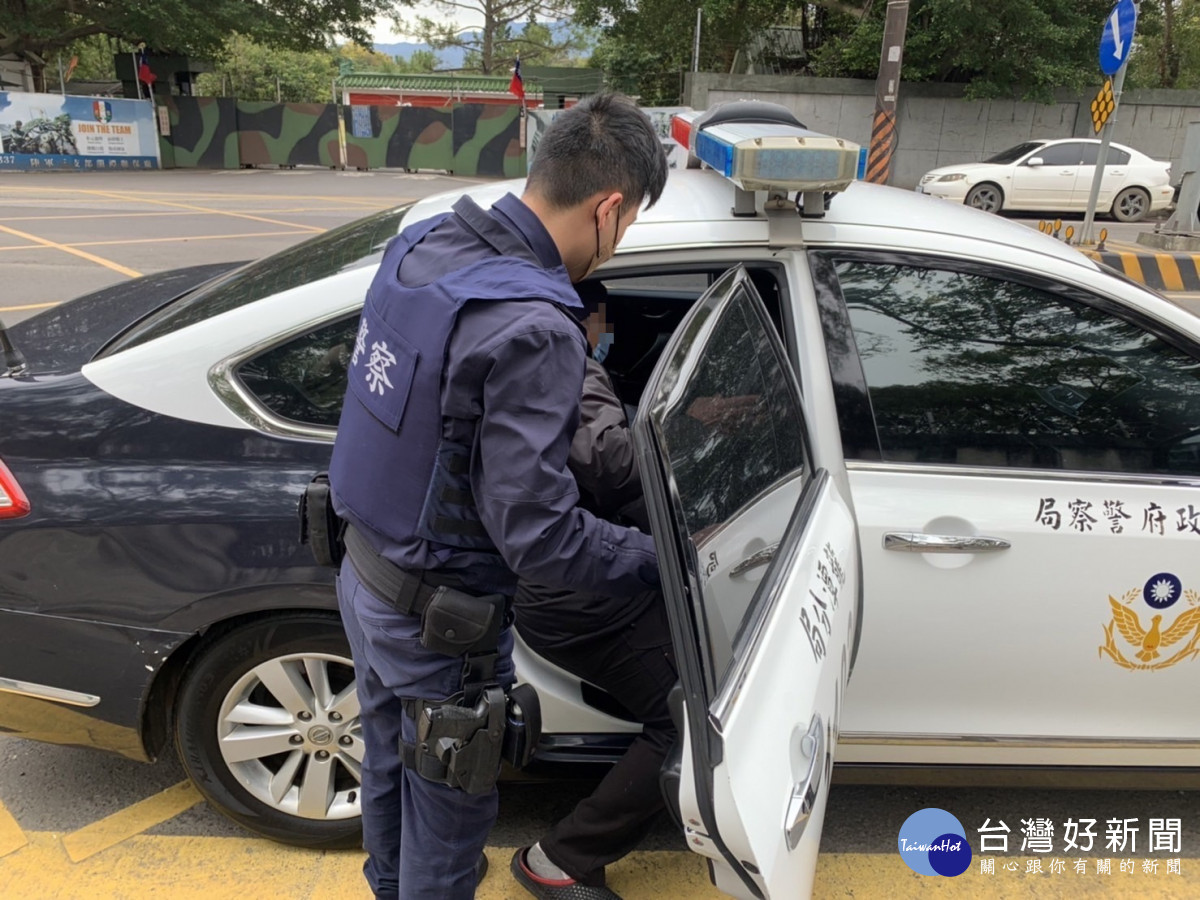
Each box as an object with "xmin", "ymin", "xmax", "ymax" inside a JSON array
[{"xmin": 685, "ymin": 73, "xmax": 1200, "ymax": 189}]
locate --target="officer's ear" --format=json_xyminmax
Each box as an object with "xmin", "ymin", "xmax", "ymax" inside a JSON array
[{"xmin": 594, "ymin": 192, "xmax": 624, "ymax": 229}]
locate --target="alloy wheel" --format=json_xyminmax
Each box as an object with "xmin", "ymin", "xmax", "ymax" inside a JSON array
[{"xmin": 216, "ymin": 652, "xmax": 362, "ymax": 820}]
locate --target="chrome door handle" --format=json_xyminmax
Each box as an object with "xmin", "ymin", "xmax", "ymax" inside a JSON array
[
  {"xmin": 784, "ymin": 714, "xmax": 825, "ymax": 851},
  {"xmin": 730, "ymin": 543, "xmax": 778, "ymax": 576},
  {"xmin": 883, "ymin": 532, "xmax": 1011, "ymax": 553}
]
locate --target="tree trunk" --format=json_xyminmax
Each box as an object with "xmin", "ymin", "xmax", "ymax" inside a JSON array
[{"xmin": 1163, "ymin": 0, "xmax": 1179, "ymax": 88}]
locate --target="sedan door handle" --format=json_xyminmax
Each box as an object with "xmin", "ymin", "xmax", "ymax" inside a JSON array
[
  {"xmin": 883, "ymin": 532, "xmax": 1011, "ymax": 553},
  {"xmin": 730, "ymin": 542, "xmax": 778, "ymax": 576},
  {"xmin": 784, "ymin": 714, "xmax": 825, "ymax": 851}
]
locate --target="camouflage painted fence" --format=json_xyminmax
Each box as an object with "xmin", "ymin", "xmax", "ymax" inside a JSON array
[{"xmin": 159, "ymin": 96, "xmax": 524, "ymax": 177}]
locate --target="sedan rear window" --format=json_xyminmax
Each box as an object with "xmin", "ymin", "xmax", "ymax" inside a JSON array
[{"xmin": 100, "ymin": 206, "xmax": 411, "ymax": 357}]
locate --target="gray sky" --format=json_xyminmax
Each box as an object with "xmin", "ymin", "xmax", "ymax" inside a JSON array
[{"xmin": 371, "ymin": 6, "xmax": 484, "ymax": 43}]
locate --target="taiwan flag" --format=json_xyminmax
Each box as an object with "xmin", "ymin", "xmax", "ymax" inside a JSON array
[
  {"xmin": 137, "ymin": 48, "xmax": 156, "ymax": 86},
  {"xmin": 508, "ymin": 56, "xmax": 524, "ymax": 101}
]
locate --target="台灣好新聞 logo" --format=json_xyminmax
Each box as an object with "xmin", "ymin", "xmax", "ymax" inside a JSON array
[{"xmin": 898, "ymin": 808, "xmax": 972, "ymax": 877}]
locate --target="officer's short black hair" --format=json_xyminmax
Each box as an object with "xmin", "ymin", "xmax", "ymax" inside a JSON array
[{"xmin": 527, "ymin": 92, "xmax": 668, "ymax": 214}]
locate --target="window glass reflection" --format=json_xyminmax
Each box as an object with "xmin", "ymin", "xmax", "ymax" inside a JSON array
[
  {"xmin": 238, "ymin": 316, "xmax": 360, "ymax": 428},
  {"xmin": 838, "ymin": 262, "xmax": 1200, "ymax": 475},
  {"xmin": 658, "ymin": 283, "xmax": 808, "ymax": 682}
]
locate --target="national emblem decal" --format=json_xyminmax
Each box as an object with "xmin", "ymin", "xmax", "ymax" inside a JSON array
[{"xmin": 1100, "ymin": 573, "xmax": 1200, "ymax": 670}]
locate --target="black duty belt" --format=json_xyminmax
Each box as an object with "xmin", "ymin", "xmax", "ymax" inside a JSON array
[{"xmin": 344, "ymin": 525, "xmax": 454, "ymax": 618}]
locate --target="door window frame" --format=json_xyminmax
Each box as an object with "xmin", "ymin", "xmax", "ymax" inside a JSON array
[{"xmin": 811, "ymin": 248, "xmax": 1200, "ymax": 480}]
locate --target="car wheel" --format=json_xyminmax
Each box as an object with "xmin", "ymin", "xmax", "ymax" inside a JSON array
[
  {"xmin": 174, "ymin": 614, "xmax": 363, "ymax": 848},
  {"xmin": 1111, "ymin": 186, "xmax": 1150, "ymax": 223},
  {"xmin": 964, "ymin": 183, "xmax": 1004, "ymax": 213}
]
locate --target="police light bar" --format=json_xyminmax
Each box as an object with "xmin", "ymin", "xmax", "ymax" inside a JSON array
[{"xmin": 671, "ymin": 111, "xmax": 860, "ymax": 195}]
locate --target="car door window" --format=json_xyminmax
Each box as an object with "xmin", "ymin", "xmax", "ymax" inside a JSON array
[
  {"xmin": 645, "ymin": 267, "xmax": 810, "ymax": 685},
  {"xmin": 831, "ymin": 260, "xmax": 1200, "ymax": 476},
  {"xmin": 237, "ymin": 315, "xmax": 360, "ymax": 428},
  {"xmin": 1109, "ymin": 148, "xmax": 1131, "ymax": 165},
  {"xmin": 1033, "ymin": 143, "xmax": 1085, "ymax": 166}
]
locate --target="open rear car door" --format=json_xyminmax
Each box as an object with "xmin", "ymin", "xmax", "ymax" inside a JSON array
[{"xmin": 633, "ymin": 264, "xmax": 861, "ymax": 899}]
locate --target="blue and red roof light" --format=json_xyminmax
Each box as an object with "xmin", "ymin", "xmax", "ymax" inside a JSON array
[{"xmin": 671, "ymin": 108, "xmax": 861, "ymax": 196}]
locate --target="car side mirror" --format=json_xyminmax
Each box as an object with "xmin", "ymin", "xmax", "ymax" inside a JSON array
[{"xmin": 1026, "ymin": 157, "xmax": 1045, "ymax": 168}]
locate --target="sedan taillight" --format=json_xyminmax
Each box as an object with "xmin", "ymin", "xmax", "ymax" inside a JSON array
[{"xmin": 0, "ymin": 459, "xmax": 30, "ymax": 519}]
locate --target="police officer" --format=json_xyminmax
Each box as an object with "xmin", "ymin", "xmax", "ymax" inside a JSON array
[{"xmin": 329, "ymin": 92, "xmax": 668, "ymax": 900}]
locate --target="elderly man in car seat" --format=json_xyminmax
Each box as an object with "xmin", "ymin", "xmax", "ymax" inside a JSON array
[{"xmin": 511, "ymin": 281, "xmax": 680, "ymax": 900}]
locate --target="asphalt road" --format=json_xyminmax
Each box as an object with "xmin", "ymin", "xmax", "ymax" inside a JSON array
[{"xmin": 0, "ymin": 169, "xmax": 1195, "ymax": 898}]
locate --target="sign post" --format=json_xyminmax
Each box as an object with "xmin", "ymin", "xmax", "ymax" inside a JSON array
[{"xmin": 1080, "ymin": 0, "xmax": 1137, "ymax": 245}]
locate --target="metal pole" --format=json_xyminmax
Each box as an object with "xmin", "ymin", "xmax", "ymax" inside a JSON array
[
  {"xmin": 866, "ymin": 0, "xmax": 910, "ymax": 184},
  {"xmin": 692, "ymin": 8, "xmax": 702, "ymax": 73},
  {"xmin": 132, "ymin": 51, "xmax": 143, "ymax": 100},
  {"xmin": 276, "ymin": 76, "xmax": 282, "ymax": 103},
  {"xmin": 1080, "ymin": 58, "xmax": 1128, "ymax": 245}
]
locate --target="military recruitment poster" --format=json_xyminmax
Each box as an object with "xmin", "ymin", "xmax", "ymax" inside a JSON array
[{"xmin": 0, "ymin": 91, "xmax": 161, "ymax": 171}]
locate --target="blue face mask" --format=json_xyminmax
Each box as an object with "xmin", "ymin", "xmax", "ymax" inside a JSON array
[{"xmin": 593, "ymin": 331, "xmax": 614, "ymax": 363}]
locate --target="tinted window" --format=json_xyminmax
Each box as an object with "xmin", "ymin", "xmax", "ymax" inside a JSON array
[
  {"xmin": 837, "ymin": 261, "xmax": 1200, "ymax": 476},
  {"xmin": 984, "ymin": 142, "xmax": 1046, "ymax": 165},
  {"xmin": 1109, "ymin": 148, "xmax": 1131, "ymax": 165},
  {"xmin": 1079, "ymin": 143, "xmax": 1100, "ymax": 165},
  {"xmin": 238, "ymin": 316, "xmax": 360, "ymax": 428},
  {"xmin": 106, "ymin": 206, "xmax": 409, "ymax": 355},
  {"xmin": 1031, "ymin": 143, "xmax": 1085, "ymax": 166},
  {"xmin": 651, "ymin": 271, "xmax": 809, "ymax": 682}
]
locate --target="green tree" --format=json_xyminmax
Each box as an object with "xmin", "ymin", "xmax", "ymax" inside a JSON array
[
  {"xmin": 194, "ymin": 34, "xmax": 338, "ymax": 102},
  {"xmin": 0, "ymin": 0, "xmax": 397, "ymax": 59},
  {"xmin": 336, "ymin": 41, "xmax": 404, "ymax": 74},
  {"xmin": 808, "ymin": 0, "xmax": 1116, "ymax": 102},
  {"xmin": 399, "ymin": 49, "xmax": 440, "ymax": 73},
  {"xmin": 576, "ymin": 0, "xmax": 796, "ymax": 104},
  {"xmin": 1130, "ymin": 1, "xmax": 1200, "ymax": 89},
  {"xmin": 398, "ymin": 0, "xmax": 581, "ymax": 74}
]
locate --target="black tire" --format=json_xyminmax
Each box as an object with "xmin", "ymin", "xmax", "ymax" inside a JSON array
[
  {"xmin": 964, "ymin": 183, "xmax": 1004, "ymax": 214},
  {"xmin": 174, "ymin": 613, "xmax": 363, "ymax": 849},
  {"xmin": 1111, "ymin": 186, "xmax": 1151, "ymax": 223}
]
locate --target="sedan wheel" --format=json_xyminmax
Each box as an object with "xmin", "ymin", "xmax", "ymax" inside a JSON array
[
  {"xmin": 174, "ymin": 614, "xmax": 363, "ymax": 848},
  {"xmin": 1111, "ymin": 186, "xmax": 1150, "ymax": 223},
  {"xmin": 964, "ymin": 183, "xmax": 1004, "ymax": 213}
]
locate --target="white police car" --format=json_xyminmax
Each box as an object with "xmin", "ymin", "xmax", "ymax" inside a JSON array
[{"xmin": 3, "ymin": 104, "xmax": 1199, "ymax": 898}]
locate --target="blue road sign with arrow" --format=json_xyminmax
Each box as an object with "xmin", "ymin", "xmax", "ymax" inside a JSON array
[{"xmin": 1099, "ymin": 0, "xmax": 1137, "ymax": 75}]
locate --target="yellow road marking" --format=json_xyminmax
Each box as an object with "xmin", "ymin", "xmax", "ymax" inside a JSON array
[
  {"xmin": 79, "ymin": 189, "xmax": 326, "ymax": 234},
  {"xmin": 0, "ymin": 230, "xmax": 312, "ymax": 252},
  {"xmin": 0, "ymin": 185, "xmax": 402, "ymax": 206},
  {"xmin": 0, "ymin": 223, "xmax": 142, "ymax": 278},
  {"xmin": 0, "ymin": 798, "xmax": 27, "ymax": 859},
  {"xmin": 59, "ymin": 781, "xmax": 202, "ymax": 863},
  {"xmin": 0, "ymin": 207, "xmax": 390, "ymax": 222},
  {"xmin": 0, "ymin": 834, "xmax": 1196, "ymax": 899},
  {"xmin": 0, "ymin": 301, "xmax": 60, "ymax": 313}
]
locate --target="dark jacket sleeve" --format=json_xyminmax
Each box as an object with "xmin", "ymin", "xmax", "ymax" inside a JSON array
[
  {"xmin": 473, "ymin": 324, "xmax": 659, "ymax": 596},
  {"xmin": 569, "ymin": 358, "xmax": 648, "ymax": 531}
]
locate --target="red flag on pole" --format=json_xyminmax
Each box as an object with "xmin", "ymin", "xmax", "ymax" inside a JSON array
[
  {"xmin": 137, "ymin": 48, "xmax": 156, "ymax": 87},
  {"xmin": 508, "ymin": 56, "xmax": 524, "ymax": 100}
]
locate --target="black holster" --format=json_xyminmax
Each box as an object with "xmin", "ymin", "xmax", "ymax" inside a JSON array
[{"xmin": 298, "ymin": 472, "xmax": 345, "ymax": 569}]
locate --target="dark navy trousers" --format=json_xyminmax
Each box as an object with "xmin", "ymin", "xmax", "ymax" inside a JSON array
[{"xmin": 337, "ymin": 559, "xmax": 514, "ymax": 899}]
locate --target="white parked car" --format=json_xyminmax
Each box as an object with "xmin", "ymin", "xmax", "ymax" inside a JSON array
[
  {"xmin": 3, "ymin": 107, "xmax": 1199, "ymax": 898},
  {"xmin": 917, "ymin": 138, "xmax": 1174, "ymax": 221}
]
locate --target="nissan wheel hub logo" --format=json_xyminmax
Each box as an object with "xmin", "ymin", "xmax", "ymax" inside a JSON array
[{"xmin": 307, "ymin": 725, "xmax": 334, "ymax": 745}]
